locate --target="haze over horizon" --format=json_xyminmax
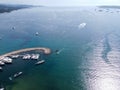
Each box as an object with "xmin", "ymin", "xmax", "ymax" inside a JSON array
[{"xmin": 0, "ymin": 0, "xmax": 120, "ymax": 6}]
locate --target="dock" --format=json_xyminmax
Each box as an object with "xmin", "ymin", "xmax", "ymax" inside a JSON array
[
  {"xmin": 0, "ymin": 47, "xmax": 51, "ymax": 60},
  {"xmin": 0, "ymin": 47, "xmax": 51, "ymax": 69}
]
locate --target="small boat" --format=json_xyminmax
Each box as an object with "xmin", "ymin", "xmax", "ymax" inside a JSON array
[
  {"xmin": 35, "ymin": 32, "xmax": 39, "ymax": 36},
  {"xmin": 0, "ymin": 84, "xmax": 4, "ymax": 90},
  {"xmin": 1, "ymin": 57, "xmax": 12, "ymax": 64},
  {"xmin": 55, "ymin": 50, "xmax": 60, "ymax": 55},
  {"xmin": 0, "ymin": 88, "xmax": 4, "ymax": 90},
  {"xmin": 55, "ymin": 50, "xmax": 59, "ymax": 52},
  {"xmin": 0, "ymin": 67, "xmax": 2, "ymax": 70},
  {"xmin": 10, "ymin": 55, "xmax": 19, "ymax": 59},
  {"xmin": 9, "ymin": 77, "xmax": 13, "ymax": 81},
  {"xmin": 14, "ymin": 72, "xmax": 23, "ymax": 78},
  {"xmin": 22, "ymin": 54, "xmax": 31, "ymax": 60},
  {"xmin": 35, "ymin": 60, "xmax": 45, "ymax": 65},
  {"xmin": 31, "ymin": 54, "xmax": 40, "ymax": 60},
  {"xmin": 56, "ymin": 51, "xmax": 60, "ymax": 55},
  {"xmin": 0, "ymin": 61, "xmax": 5, "ymax": 66}
]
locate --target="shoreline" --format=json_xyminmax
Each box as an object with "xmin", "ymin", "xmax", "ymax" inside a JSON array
[{"xmin": 0, "ymin": 47, "xmax": 51, "ymax": 58}]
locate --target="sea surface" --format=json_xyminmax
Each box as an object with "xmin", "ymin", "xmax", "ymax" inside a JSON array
[{"xmin": 0, "ymin": 6, "xmax": 120, "ymax": 90}]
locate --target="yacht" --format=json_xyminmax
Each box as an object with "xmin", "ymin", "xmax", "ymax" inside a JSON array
[
  {"xmin": 9, "ymin": 77, "xmax": 12, "ymax": 81},
  {"xmin": 35, "ymin": 60, "xmax": 45, "ymax": 65},
  {"xmin": 22, "ymin": 54, "xmax": 31, "ymax": 60},
  {"xmin": 0, "ymin": 61, "xmax": 5, "ymax": 66},
  {"xmin": 31, "ymin": 54, "xmax": 40, "ymax": 60},
  {"xmin": 14, "ymin": 72, "xmax": 23, "ymax": 78},
  {"xmin": 10, "ymin": 55, "xmax": 19, "ymax": 59},
  {"xmin": 0, "ymin": 57, "xmax": 12, "ymax": 64},
  {"xmin": 0, "ymin": 67, "xmax": 2, "ymax": 70}
]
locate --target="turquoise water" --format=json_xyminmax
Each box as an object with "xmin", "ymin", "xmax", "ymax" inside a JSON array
[{"xmin": 0, "ymin": 7, "xmax": 120, "ymax": 90}]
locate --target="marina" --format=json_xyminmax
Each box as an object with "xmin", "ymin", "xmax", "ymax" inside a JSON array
[
  {"xmin": 0, "ymin": 47, "xmax": 51, "ymax": 59},
  {"xmin": 0, "ymin": 47, "xmax": 51, "ymax": 71}
]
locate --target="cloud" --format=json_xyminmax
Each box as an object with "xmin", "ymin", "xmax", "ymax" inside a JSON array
[{"xmin": 0, "ymin": 0, "xmax": 120, "ymax": 6}]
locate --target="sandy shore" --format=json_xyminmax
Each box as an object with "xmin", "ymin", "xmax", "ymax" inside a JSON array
[{"xmin": 0, "ymin": 47, "xmax": 51, "ymax": 58}]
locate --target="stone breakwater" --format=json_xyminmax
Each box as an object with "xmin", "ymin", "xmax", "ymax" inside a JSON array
[{"xmin": 0, "ymin": 47, "xmax": 51, "ymax": 59}]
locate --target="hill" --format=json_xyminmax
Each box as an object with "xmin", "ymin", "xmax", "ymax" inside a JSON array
[{"xmin": 0, "ymin": 4, "xmax": 34, "ymax": 13}]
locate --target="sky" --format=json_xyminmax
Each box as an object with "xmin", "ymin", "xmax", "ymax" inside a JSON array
[{"xmin": 0, "ymin": 0, "xmax": 120, "ymax": 6}]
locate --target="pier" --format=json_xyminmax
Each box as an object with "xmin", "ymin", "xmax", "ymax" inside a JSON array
[
  {"xmin": 0, "ymin": 47, "xmax": 51, "ymax": 58},
  {"xmin": 0, "ymin": 47, "xmax": 51, "ymax": 64}
]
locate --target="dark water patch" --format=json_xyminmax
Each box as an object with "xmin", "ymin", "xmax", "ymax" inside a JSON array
[
  {"xmin": 102, "ymin": 34, "xmax": 111, "ymax": 63},
  {"xmin": 0, "ymin": 4, "xmax": 33, "ymax": 14}
]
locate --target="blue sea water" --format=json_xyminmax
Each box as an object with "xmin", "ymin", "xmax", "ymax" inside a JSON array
[{"xmin": 0, "ymin": 6, "xmax": 120, "ymax": 90}]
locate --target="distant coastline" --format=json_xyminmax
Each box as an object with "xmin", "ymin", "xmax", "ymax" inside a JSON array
[
  {"xmin": 0, "ymin": 4, "xmax": 36, "ymax": 13},
  {"xmin": 0, "ymin": 47, "xmax": 51, "ymax": 59},
  {"xmin": 99, "ymin": 6, "xmax": 120, "ymax": 9}
]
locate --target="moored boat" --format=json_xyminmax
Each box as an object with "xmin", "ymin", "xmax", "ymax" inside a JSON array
[
  {"xmin": 10, "ymin": 55, "xmax": 19, "ymax": 59},
  {"xmin": 0, "ymin": 57, "xmax": 12, "ymax": 64},
  {"xmin": 0, "ymin": 61, "xmax": 5, "ymax": 66},
  {"xmin": 31, "ymin": 54, "xmax": 40, "ymax": 60},
  {"xmin": 0, "ymin": 67, "xmax": 2, "ymax": 71},
  {"xmin": 22, "ymin": 54, "xmax": 31, "ymax": 60}
]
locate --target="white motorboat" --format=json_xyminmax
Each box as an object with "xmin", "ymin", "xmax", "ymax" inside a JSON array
[
  {"xmin": 14, "ymin": 72, "xmax": 23, "ymax": 78},
  {"xmin": 35, "ymin": 60, "xmax": 45, "ymax": 65}
]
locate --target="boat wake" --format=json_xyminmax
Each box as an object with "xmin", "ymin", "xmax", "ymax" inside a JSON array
[{"xmin": 56, "ymin": 48, "xmax": 64, "ymax": 55}]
